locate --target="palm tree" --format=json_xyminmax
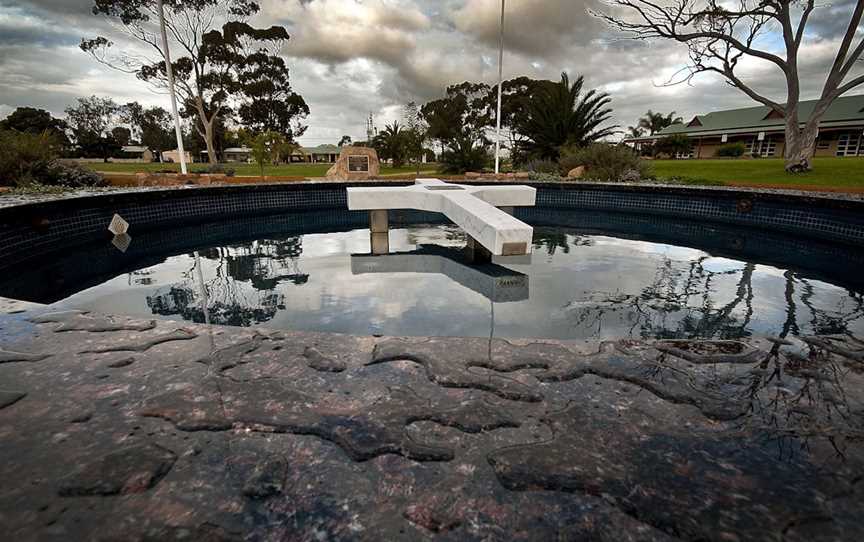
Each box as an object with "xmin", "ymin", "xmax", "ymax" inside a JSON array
[
  {"xmin": 627, "ymin": 126, "xmax": 645, "ymax": 138},
  {"xmin": 638, "ymin": 110, "xmax": 683, "ymax": 136},
  {"xmin": 373, "ymin": 122, "xmax": 407, "ymax": 167},
  {"xmin": 516, "ymin": 72, "xmax": 616, "ymax": 161}
]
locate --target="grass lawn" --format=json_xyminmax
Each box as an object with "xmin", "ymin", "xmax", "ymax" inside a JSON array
[
  {"xmin": 89, "ymin": 162, "xmax": 437, "ymax": 178},
  {"xmin": 650, "ymin": 157, "xmax": 864, "ymax": 190}
]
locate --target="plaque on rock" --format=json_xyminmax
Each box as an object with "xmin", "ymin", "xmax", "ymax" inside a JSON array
[
  {"xmin": 326, "ymin": 146, "xmax": 380, "ymax": 181},
  {"xmin": 348, "ymin": 155, "xmax": 370, "ymax": 173}
]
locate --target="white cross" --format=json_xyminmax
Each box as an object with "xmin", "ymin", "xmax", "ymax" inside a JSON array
[{"xmin": 347, "ymin": 179, "xmax": 535, "ymax": 256}]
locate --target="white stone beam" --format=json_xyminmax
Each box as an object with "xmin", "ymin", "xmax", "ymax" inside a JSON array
[{"xmin": 347, "ymin": 180, "xmax": 535, "ymax": 256}]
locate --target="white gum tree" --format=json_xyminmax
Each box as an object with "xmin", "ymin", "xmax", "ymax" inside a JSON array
[{"xmin": 596, "ymin": 0, "xmax": 864, "ymax": 172}]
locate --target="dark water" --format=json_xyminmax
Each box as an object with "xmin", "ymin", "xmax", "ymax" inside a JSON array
[{"xmin": 8, "ymin": 215, "xmax": 862, "ymax": 341}]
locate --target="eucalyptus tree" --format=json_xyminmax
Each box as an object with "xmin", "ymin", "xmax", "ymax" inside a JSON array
[
  {"xmin": 123, "ymin": 102, "xmax": 175, "ymax": 160},
  {"xmin": 421, "ymin": 82, "xmax": 494, "ymax": 172},
  {"xmin": 487, "ymin": 76, "xmax": 553, "ymax": 165},
  {"xmin": 516, "ymin": 72, "xmax": 616, "ymax": 161},
  {"xmin": 595, "ymin": 0, "xmax": 864, "ymax": 172},
  {"xmin": 64, "ymin": 96, "xmax": 122, "ymax": 161},
  {"xmin": 0, "ymin": 108, "xmax": 69, "ymax": 145},
  {"xmin": 403, "ymin": 101, "xmax": 427, "ymax": 174},
  {"xmin": 81, "ymin": 0, "xmax": 305, "ymax": 163}
]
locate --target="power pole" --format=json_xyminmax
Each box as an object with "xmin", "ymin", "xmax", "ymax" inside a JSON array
[
  {"xmin": 494, "ymin": 0, "xmax": 505, "ymax": 174},
  {"xmin": 157, "ymin": 0, "xmax": 188, "ymax": 174}
]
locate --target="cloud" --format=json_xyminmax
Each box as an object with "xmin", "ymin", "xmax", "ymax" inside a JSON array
[
  {"xmin": 450, "ymin": 0, "xmax": 603, "ymax": 57},
  {"xmin": 1, "ymin": 0, "xmax": 862, "ymax": 145}
]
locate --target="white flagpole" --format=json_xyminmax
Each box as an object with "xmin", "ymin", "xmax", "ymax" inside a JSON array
[
  {"xmin": 494, "ymin": 0, "xmax": 505, "ymax": 174},
  {"xmin": 157, "ymin": 0, "xmax": 188, "ymax": 174}
]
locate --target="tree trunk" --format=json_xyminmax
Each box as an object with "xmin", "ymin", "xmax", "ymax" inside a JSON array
[
  {"xmin": 783, "ymin": 113, "xmax": 818, "ymax": 173},
  {"xmin": 193, "ymin": 99, "xmax": 218, "ymax": 165},
  {"xmin": 202, "ymin": 120, "xmax": 217, "ymax": 165}
]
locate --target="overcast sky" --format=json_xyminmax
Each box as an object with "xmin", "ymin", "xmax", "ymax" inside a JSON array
[{"xmin": 0, "ymin": 0, "xmax": 861, "ymax": 145}]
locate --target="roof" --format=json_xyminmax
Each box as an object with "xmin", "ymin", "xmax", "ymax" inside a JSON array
[
  {"xmin": 627, "ymin": 94, "xmax": 864, "ymax": 141},
  {"xmin": 301, "ymin": 144, "xmax": 340, "ymax": 154},
  {"xmin": 121, "ymin": 145, "xmax": 148, "ymax": 153},
  {"xmin": 223, "ymin": 147, "xmax": 251, "ymax": 153}
]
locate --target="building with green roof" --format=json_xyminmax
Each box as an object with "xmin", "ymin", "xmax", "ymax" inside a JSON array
[{"xmin": 624, "ymin": 94, "xmax": 864, "ymax": 159}]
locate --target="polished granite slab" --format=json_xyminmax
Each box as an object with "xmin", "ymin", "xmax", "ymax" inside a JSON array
[{"xmin": 0, "ymin": 304, "xmax": 863, "ymax": 540}]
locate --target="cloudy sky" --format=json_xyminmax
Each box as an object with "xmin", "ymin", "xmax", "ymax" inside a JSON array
[{"xmin": 0, "ymin": 0, "xmax": 861, "ymax": 145}]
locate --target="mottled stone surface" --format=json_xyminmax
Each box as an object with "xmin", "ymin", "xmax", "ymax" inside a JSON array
[
  {"xmin": 59, "ymin": 444, "xmax": 178, "ymax": 497},
  {"xmin": 0, "ymin": 390, "xmax": 26, "ymax": 409},
  {"xmin": 31, "ymin": 310, "xmax": 157, "ymax": 333},
  {"xmin": 1, "ymin": 306, "xmax": 863, "ymax": 541},
  {"xmin": 325, "ymin": 146, "xmax": 381, "ymax": 181}
]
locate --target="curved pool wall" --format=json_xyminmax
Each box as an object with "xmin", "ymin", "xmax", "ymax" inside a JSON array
[{"xmin": 2, "ymin": 182, "xmax": 864, "ymax": 301}]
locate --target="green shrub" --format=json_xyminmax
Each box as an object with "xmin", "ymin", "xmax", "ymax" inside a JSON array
[
  {"xmin": 0, "ymin": 130, "xmax": 60, "ymax": 186},
  {"xmin": 438, "ymin": 147, "xmax": 491, "ymax": 174},
  {"xmin": 558, "ymin": 149, "xmax": 584, "ymax": 175},
  {"xmin": 0, "ymin": 130, "xmax": 107, "ymax": 188},
  {"xmin": 40, "ymin": 160, "xmax": 106, "ymax": 187},
  {"xmin": 715, "ymin": 142, "xmax": 746, "ymax": 158},
  {"xmin": 559, "ymin": 144, "xmax": 652, "ymax": 182}
]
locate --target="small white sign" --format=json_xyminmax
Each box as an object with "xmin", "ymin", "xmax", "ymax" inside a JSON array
[
  {"xmin": 721, "ymin": 134, "xmax": 728, "ymax": 143},
  {"xmin": 108, "ymin": 214, "xmax": 129, "ymax": 235},
  {"xmin": 757, "ymin": 131, "xmax": 766, "ymax": 141}
]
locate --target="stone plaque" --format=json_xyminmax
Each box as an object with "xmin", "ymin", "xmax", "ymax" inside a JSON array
[
  {"xmin": 326, "ymin": 147, "xmax": 380, "ymax": 180},
  {"xmin": 348, "ymin": 155, "xmax": 370, "ymax": 172}
]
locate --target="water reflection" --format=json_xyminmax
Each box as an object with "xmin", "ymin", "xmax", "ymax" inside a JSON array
[
  {"xmin": 41, "ymin": 224, "xmax": 863, "ymax": 341},
  {"xmin": 351, "ymin": 246, "xmax": 529, "ymax": 303}
]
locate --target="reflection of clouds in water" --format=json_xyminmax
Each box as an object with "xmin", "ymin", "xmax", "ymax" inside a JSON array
[
  {"xmin": 58, "ymin": 226, "xmax": 864, "ymax": 341},
  {"xmin": 701, "ymin": 257, "xmax": 746, "ymax": 274}
]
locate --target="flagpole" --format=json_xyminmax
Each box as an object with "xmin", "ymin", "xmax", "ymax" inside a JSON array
[
  {"xmin": 157, "ymin": 0, "xmax": 188, "ymax": 174},
  {"xmin": 494, "ymin": 0, "xmax": 505, "ymax": 174}
]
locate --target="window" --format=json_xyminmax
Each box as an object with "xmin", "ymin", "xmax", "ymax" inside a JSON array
[
  {"xmin": 836, "ymin": 133, "xmax": 862, "ymax": 157},
  {"xmin": 675, "ymin": 148, "xmax": 694, "ymax": 159},
  {"xmin": 816, "ymin": 136, "xmax": 831, "ymax": 150},
  {"xmin": 746, "ymin": 136, "xmax": 777, "ymax": 157}
]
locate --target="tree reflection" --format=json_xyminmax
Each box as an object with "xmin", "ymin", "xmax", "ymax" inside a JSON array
[
  {"xmin": 533, "ymin": 230, "xmax": 594, "ymax": 255},
  {"xmin": 562, "ymin": 253, "xmax": 864, "ymax": 340},
  {"xmin": 145, "ymin": 236, "xmax": 308, "ymax": 327}
]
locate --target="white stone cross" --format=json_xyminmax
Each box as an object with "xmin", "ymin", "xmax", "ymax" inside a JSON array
[{"xmin": 347, "ymin": 179, "xmax": 536, "ymax": 256}]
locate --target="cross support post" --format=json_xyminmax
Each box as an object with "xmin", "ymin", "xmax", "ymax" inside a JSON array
[{"xmin": 369, "ymin": 210, "xmax": 389, "ymax": 255}]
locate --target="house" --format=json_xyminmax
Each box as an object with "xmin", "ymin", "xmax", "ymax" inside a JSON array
[
  {"xmin": 198, "ymin": 145, "xmax": 341, "ymax": 163},
  {"xmin": 119, "ymin": 145, "xmax": 154, "ymax": 162},
  {"xmin": 625, "ymin": 94, "xmax": 864, "ymax": 159},
  {"xmin": 161, "ymin": 149, "xmax": 194, "ymax": 164},
  {"xmin": 295, "ymin": 145, "xmax": 341, "ymax": 163},
  {"xmin": 223, "ymin": 147, "xmax": 252, "ymax": 162}
]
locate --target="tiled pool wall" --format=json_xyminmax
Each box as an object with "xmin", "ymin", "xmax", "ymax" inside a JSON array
[{"xmin": 1, "ymin": 182, "xmax": 863, "ymax": 276}]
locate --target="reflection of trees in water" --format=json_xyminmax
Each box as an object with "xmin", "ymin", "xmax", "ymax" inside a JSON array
[
  {"xmin": 563, "ymin": 254, "xmax": 864, "ymax": 340},
  {"xmin": 533, "ymin": 230, "xmax": 594, "ymax": 255},
  {"xmin": 738, "ymin": 334, "xmax": 864, "ymax": 462},
  {"xmin": 145, "ymin": 237, "xmax": 308, "ymax": 327}
]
